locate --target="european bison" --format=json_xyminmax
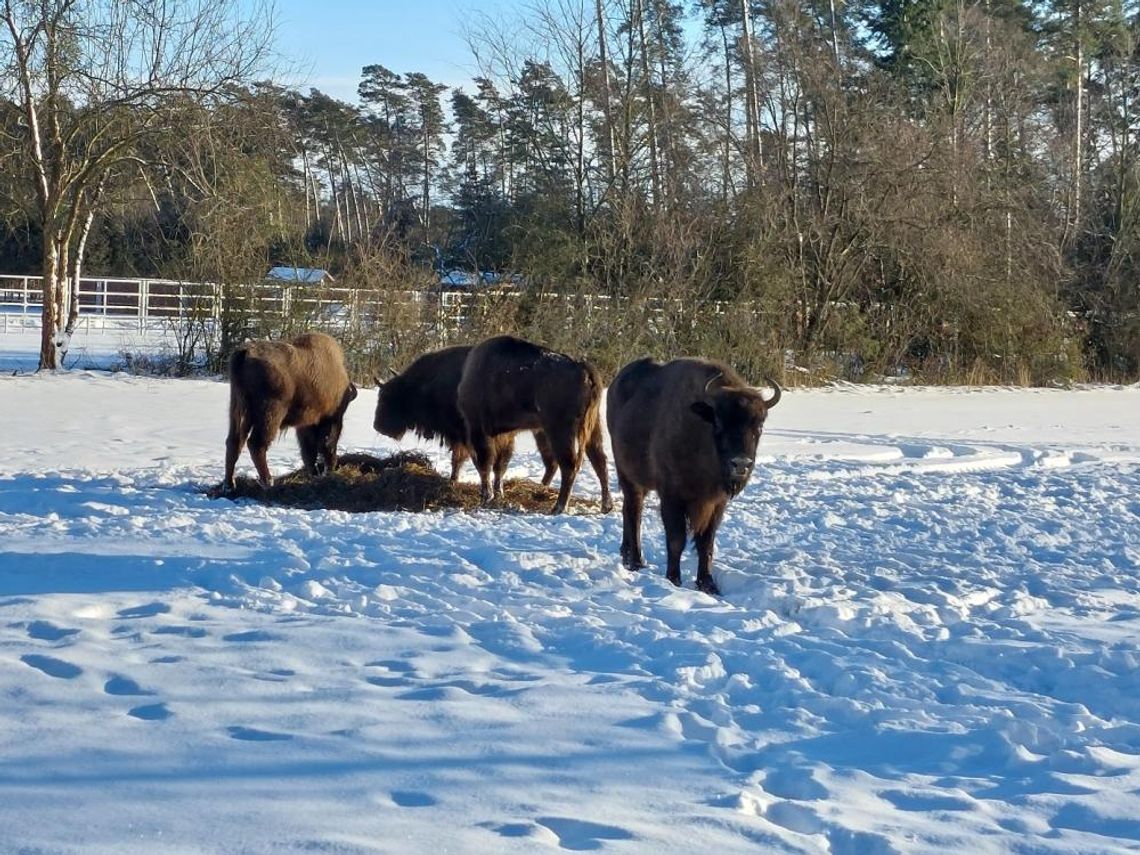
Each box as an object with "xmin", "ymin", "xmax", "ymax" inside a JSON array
[
  {"xmin": 457, "ymin": 335, "xmax": 613, "ymax": 514},
  {"xmin": 606, "ymin": 357, "xmax": 781, "ymax": 595},
  {"xmin": 223, "ymin": 331, "xmax": 358, "ymax": 491},
  {"xmin": 373, "ymin": 344, "xmax": 558, "ymax": 494}
]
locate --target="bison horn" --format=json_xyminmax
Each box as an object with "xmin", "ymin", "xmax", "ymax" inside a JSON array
[
  {"xmin": 387, "ymin": 366, "xmax": 399, "ymax": 378},
  {"xmin": 703, "ymin": 372, "xmax": 724, "ymax": 394},
  {"xmin": 760, "ymin": 377, "xmax": 782, "ymax": 408}
]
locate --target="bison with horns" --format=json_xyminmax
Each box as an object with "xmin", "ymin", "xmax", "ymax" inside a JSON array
[
  {"xmin": 457, "ymin": 335, "xmax": 613, "ymax": 514},
  {"xmin": 373, "ymin": 344, "xmax": 559, "ymax": 493},
  {"xmin": 223, "ymin": 331, "xmax": 358, "ymax": 491},
  {"xmin": 606, "ymin": 357, "xmax": 781, "ymax": 595}
]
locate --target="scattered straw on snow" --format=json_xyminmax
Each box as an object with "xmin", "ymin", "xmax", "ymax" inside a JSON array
[{"xmin": 207, "ymin": 451, "xmax": 605, "ymax": 514}]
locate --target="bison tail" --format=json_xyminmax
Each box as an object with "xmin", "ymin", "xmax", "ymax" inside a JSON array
[
  {"xmin": 577, "ymin": 364, "xmax": 604, "ymax": 457},
  {"xmin": 227, "ymin": 346, "xmax": 251, "ymax": 422},
  {"xmin": 228, "ymin": 345, "xmax": 249, "ymax": 376}
]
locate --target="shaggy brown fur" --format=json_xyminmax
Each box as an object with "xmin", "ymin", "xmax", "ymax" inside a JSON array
[
  {"xmin": 372, "ymin": 344, "xmax": 557, "ymax": 494},
  {"xmin": 606, "ymin": 357, "xmax": 780, "ymax": 595},
  {"xmin": 456, "ymin": 335, "xmax": 613, "ymax": 514},
  {"xmin": 223, "ymin": 332, "xmax": 357, "ymax": 491},
  {"xmin": 210, "ymin": 451, "xmax": 605, "ymax": 514}
]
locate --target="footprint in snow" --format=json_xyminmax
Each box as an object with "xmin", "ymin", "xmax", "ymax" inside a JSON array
[
  {"xmin": 765, "ymin": 801, "xmax": 825, "ymax": 835},
  {"xmin": 129, "ymin": 703, "xmax": 172, "ymax": 721},
  {"xmin": 227, "ymin": 725, "xmax": 292, "ymax": 742},
  {"xmin": 827, "ymin": 828, "xmax": 901, "ymax": 855},
  {"xmin": 366, "ymin": 675, "xmax": 411, "ymax": 688},
  {"xmin": 21, "ymin": 654, "xmax": 82, "ymax": 679},
  {"xmin": 252, "ymin": 669, "xmax": 294, "ymax": 683},
  {"xmin": 394, "ymin": 680, "xmax": 526, "ymax": 702},
  {"xmin": 762, "ymin": 767, "xmax": 829, "ymax": 801},
  {"xmin": 365, "ymin": 660, "xmax": 419, "ymax": 688},
  {"xmin": 479, "ymin": 821, "xmax": 560, "ymax": 846},
  {"xmin": 117, "ymin": 602, "xmax": 171, "ymax": 619},
  {"xmin": 535, "ymin": 817, "xmax": 634, "ymax": 851},
  {"xmin": 364, "ymin": 659, "xmax": 416, "ymax": 672},
  {"xmin": 104, "ymin": 675, "xmax": 153, "ymax": 696},
  {"xmin": 222, "ymin": 630, "xmax": 280, "ymax": 643},
  {"xmin": 390, "ymin": 791, "xmax": 437, "ymax": 808},
  {"xmin": 25, "ymin": 620, "xmax": 80, "ymax": 642},
  {"xmin": 152, "ymin": 625, "xmax": 208, "ymax": 638},
  {"xmin": 881, "ymin": 789, "xmax": 974, "ymax": 812}
]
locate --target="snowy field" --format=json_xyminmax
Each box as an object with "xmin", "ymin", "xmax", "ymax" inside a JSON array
[
  {"xmin": 1, "ymin": 372, "xmax": 1138, "ymax": 854},
  {"xmin": 0, "ymin": 316, "xmax": 179, "ymax": 372}
]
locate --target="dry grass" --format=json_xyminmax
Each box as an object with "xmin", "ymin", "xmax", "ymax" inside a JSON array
[{"xmin": 206, "ymin": 451, "xmax": 604, "ymax": 514}]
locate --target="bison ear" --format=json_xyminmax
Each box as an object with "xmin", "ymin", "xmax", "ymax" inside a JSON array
[{"xmin": 690, "ymin": 401, "xmax": 716, "ymax": 424}]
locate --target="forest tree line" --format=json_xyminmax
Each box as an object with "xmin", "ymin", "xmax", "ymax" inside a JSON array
[{"xmin": 2, "ymin": 0, "xmax": 1138, "ymax": 381}]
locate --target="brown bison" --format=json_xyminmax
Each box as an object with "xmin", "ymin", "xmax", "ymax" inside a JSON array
[
  {"xmin": 373, "ymin": 344, "xmax": 558, "ymax": 494},
  {"xmin": 606, "ymin": 357, "xmax": 781, "ymax": 595},
  {"xmin": 457, "ymin": 335, "xmax": 613, "ymax": 514},
  {"xmin": 223, "ymin": 331, "xmax": 358, "ymax": 491}
]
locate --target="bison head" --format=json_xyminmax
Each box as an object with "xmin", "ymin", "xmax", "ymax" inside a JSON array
[
  {"xmin": 372, "ymin": 373, "xmax": 412, "ymax": 439},
  {"xmin": 690, "ymin": 378, "xmax": 781, "ymax": 497}
]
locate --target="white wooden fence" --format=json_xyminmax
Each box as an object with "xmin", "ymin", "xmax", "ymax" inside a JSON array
[{"xmin": 0, "ymin": 273, "xmax": 524, "ymax": 340}]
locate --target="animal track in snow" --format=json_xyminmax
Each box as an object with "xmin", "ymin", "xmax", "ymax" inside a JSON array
[
  {"xmin": 152, "ymin": 625, "xmax": 207, "ymax": 638},
  {"xmin": 128, "ymin": 703, "xmax": 172, "ymax": 721},
  {"xmin": 117, "ymin": 602, "xmax": 170, "ymax": 619},
  {"xmin": 25, "ymin": 620, "xmax": 79, "ymax": 642},
  {"xmin": 20, "ymin": 654, "xmax": 82, "ymax": 679},
  {"xmin": 390, "ymin": 791, "xmax": 437, "ymax": 808},
  {"xmin": 765, "ymin": 800, "xmax": 825, "ymax": 835},
  {"xmin": 762, "ymin": 767, "xmax": 828, "ymax": 801},
  {"xmin": 479, "ymin": 821, "xmax": 561, "ymax": 846},
  {"xmin": 104, "ymin": 675, "xmax": 153, "ymax": 696},
  {"xmin": 535, "ymin": 816, "xmax": 635, "ymax": 851},
  {"xmin": 222, "ymin": 630, "xmax": 280, "ymax": 643},
  {"xmin": 226, "ymin": 725, "xmax": 292, "ymax": 742}
]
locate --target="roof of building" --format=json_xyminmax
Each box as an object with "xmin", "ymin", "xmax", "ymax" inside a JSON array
[{"xmin": 266, "ymin": 266, "xmax": 333, "ymax": 284}]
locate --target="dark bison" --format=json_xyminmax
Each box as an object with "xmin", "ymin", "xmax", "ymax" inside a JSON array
[
  {"xmin": 373, "ymin": 344, "xmax": 558, "ymax": 494},
  {"xmin": 457, "ymin": 335, "xmax": 613, "ymax": 514},
  {"xmin": 223, "ymin": 331, "xmax": 358, "ymax": 491},
  {"xmin": 606, "ymin": 357, "xmax": 781, "ymax": 595}
]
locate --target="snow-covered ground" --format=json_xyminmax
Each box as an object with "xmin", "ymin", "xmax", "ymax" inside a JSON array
[
  {"xmin": 1, "ymin": 372, "xmax": 1138, "ymax": 854},
  {"xmin": 0, "ymin": 316, "xmax": 179, "ymax": 372}
]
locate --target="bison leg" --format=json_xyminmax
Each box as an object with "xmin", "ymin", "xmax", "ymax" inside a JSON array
[
  {"xmin": 584, "ymin": 422, "xmax": 614, "ymax": 514},
  {"xmin": 492, "ymin": 434, "xmax": 515, "ymax": 499},
  {"xmin": 247, "ymin": 410, "xmax": 280, "ymax": 488},
  {"xmin": 468, "ymin": 428, "xmax": 496, "ymax": 505},
  {"xmin": 617, "ymin": 475, "xmax": 646, "ymax": 570},
  {"xmin": 534, "ymin": 430, "xmax": 556, "ymax": 486},
  {"xmin": 223, "ymin": 409, "xmax": 249, "ymax": 492},
  {"xmin": 297, "ymin": 426, "xmax": 320, "ymax": 475},
  {"xmin": 248, "ymin": 442, "xmax": 274, "ymax": 488},
  {"xmin": 548, "ymin": 429, "xmax": 584, "ymax": 515},
  {"xmin": 449, "ymin": 443, "xmax": 470, "ymax": 482},
  {"xmin": 692, "ymin": 501, "xmax": 727, "ymax": 597},
  {"xmin": 659, "ymin": 495, "xmax": 687, "ymax": 588}
]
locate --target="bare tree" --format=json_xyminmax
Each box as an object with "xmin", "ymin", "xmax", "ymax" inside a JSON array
[{"xmin": 0, "ymin": 0, "xmax": 274, "ymax": 369}]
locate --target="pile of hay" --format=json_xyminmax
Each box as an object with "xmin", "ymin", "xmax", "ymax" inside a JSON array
[{"xmin": 208, "ymin": 451, "xmax": 603, "ymax": 514}]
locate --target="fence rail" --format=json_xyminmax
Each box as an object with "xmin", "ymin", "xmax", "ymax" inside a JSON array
[{"xmin": 0, "ymin": 274, "xmax": 529, "ymax": 339}]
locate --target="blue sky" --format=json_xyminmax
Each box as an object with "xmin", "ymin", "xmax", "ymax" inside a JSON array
[{"xmin": 274, "ymin": 0, "xmax": 523, "ymax": 103}]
